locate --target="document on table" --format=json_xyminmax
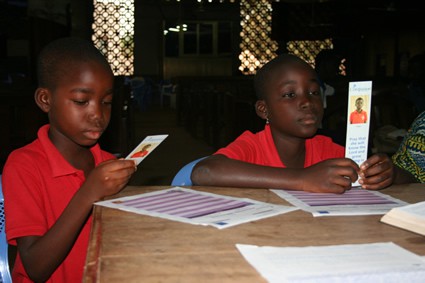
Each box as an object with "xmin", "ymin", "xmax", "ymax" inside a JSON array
[
  {"xmin": 271, "ymin": 187, "xmax": 408, "ymax": 217},
  {"xmin": 95, "ymin": 187, "xmax": 298, "ymax": 229},
  {"xmin": 236, "ymin": 242, "xmax": 425, "ymax": 283}
]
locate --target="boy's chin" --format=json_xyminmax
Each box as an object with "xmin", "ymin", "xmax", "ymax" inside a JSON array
[
  {"xmin": 83, "ymin": 142, "xmax": 98, "ymax": 148},
  {"xmin": 80, "ymin": 138, "xmax": 100, "ymax": 148},
  {"xmin": 299, "ymin": 130, "xmax": 318, "ymax": 139},
  {"xmin": 307, "ymin": 126, "xmax": 321, "ymax": 137}
]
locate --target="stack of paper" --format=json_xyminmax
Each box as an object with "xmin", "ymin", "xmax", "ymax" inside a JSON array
[
  {"xmin": 236, "ymin": 242, "xmax": 425, "ymax": 283},
  {"xmin": 381, "ymin": 201, "xmax": 425, "ymax": 236}
]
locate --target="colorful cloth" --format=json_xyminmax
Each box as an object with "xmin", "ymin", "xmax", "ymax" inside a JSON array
[{"xmin": 392, "ymin": 111, "xmax": 425, "ymax": 182}]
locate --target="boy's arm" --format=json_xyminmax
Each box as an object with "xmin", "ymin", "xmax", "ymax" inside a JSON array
[
  {"xmin": 191, "ymin": 154, "xmax": 358, "ymax": 193},
  {"xmin": 16, "ymin": 159, "xmax": 136, "ymax": 282}
]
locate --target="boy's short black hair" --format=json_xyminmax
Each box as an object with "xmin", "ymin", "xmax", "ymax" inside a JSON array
[
  {"xmin": 254, "ymin": 53, "xmax": 312, "ymax": 100},
  {"xmin": 37, "ymin": 37, "xmax": 112, "ymax": 89}
]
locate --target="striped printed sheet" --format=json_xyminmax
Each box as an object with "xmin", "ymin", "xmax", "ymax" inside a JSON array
[
  {"xmin": 271, "ymin": 188, "xmax": 408, "ymax": 217},
  {"xmin": 96, "ymin": 187, "xmax": 297, "ymax": 228}
]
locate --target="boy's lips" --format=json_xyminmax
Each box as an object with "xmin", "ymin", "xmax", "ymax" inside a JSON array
[
  {"xmin": 299, "ymin": 115, "xmax": 317, "ymax": 125},
  {"xmin": 85, "ymin": 129, "xmax": 104, "ymax": 140}
]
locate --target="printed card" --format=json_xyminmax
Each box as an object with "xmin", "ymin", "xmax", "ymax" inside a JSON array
[
  {"xmin": 96, "ymin": 187, "xmax": 297, "ymax": 229},
  {"xmin": 125, "ymin": 134, "xmax": 168, "ymax": 165},
  {"xmin": 345, "ymin": 81, "xmax": 372, "ymax": 185}
]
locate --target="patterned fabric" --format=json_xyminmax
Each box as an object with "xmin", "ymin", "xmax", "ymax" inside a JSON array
[{"xmin": 392, "ymin": 111, "xmax": 425, "ymax": 182}]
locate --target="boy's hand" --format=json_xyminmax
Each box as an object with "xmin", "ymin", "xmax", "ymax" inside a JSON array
[
  {"xmin": 82, "ymin": 159, "xmax": 137, "ymax": 202},
  {"xmin": 358, "ymin": 153, "xmax": 394, "ymax": 190},
  {"xmin": 302, "ymin": 158, "xmax": 359, "ymax": 194}
]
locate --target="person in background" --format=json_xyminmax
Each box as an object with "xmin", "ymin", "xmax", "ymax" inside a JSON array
[
  {"xmin": 349, "ymin": 97, "xmax": 368, "ymax": 124},
  {"xmin": 314, "ymin": 49, "xmax": 343, "ymax": 108},
  {"xmin": 405, "ymin": 53, "xmax": 425, "ymax": 116},
  {"xmin": 191, "ymin": 53, "xmax": 395, "ymax": 193},
  {"xmin": 2, "ymin": 37, "xmax": 137, "ymax": 282},
  {"xmin": 314, "ymin": 49, "xmax": 348, "ymax": 146},
  {"xmin": 392, "ymin": 111, "xmax": 425, "ymax": 183}
]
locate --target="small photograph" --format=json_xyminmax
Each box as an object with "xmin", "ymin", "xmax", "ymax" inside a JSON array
[
  {"xmin": 126, "ymin": 134, "xmax": 168, "ymax": 165},
  {"xmin": 128, "ymin": 141, "xmax": 160, "ymax": 161},
  {"xmin": 130, "ymin": 143, "xmax": 152, "ymax": 158},
  {"xmin": 349, "ymin": 96, "xmax": 368, "ymax": 124}
]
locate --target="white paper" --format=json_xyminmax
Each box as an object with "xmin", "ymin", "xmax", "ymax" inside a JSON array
[
  {"xmin": 271, "ymin": 188, "xmax": 408, "ymax": 217},
  {"xmin": 125, "ymin": 134, "xmax": 168, "ymax": 165},
  {"xmin": 394, "ymin": 200, "xmax": 425, "ymax": 216},
  {"xmin": 236, "ymin": 242, "xmax": 425, "ymax": 283},
  {"xmin": 381, "ymin": 200, "xmax": 425, "ymax": 235},
  {"xmin": 345, "ymin": 81, "xmax": 373, "ymax": 186},
  {"xmin": 95, "ymin": 187, "xmax": 298, "ymax": 229}
]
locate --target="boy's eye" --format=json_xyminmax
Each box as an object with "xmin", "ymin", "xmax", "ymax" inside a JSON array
[
  {"xmin": 282, "ymin": 92, "xmax": 295, "ymax": 98},
  {"xmin": 309, "ymin": 91, "xmax": 321, "ymax": 96},
  {"xmin": 103, "ymin": 94, "xmax": 113, "ymax": 105},
  {"xmin": 73, "ymin": 100, "xmax": 88, "ymax": 105}
]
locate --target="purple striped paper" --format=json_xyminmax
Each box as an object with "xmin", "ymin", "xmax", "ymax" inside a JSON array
[
  {"xmin": 285, "ymin": 189, "xmax": 397, "ymax": 207},
  {"xmin": 119, "ymin": 189, "xmax": 252, "ymax": 218}
]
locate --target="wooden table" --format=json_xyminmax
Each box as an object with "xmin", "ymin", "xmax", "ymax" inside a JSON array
[{"xmin": 83, "ymin": 184, "xmax": 425, "ymax": 283}]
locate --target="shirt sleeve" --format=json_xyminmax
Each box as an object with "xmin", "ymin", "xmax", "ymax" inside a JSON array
[
  {"xmin": 2, "ymin": 151, "xmax": 48, "ymax": 245},
  {"xmin": 214, "ymin": 131, "xmax": 260, "ymax": 163}
]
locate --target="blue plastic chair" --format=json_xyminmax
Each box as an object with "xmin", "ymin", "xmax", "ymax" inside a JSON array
[
  {"xmin": 171, "ymin": 157, "xmax": 207, "ymax": 186},
  {"xmin": 0, "ymin": 176, "xmax": 12, "ymax": 283}
]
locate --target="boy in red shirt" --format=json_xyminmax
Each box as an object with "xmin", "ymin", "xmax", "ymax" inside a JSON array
[
  {"xmin": 350, "ymin": 97, "xmax": 368, "ymax": 124},
  {"xmin": 2, "ymin": 37, "xmax": 137, "ymax": 282},
  {"xmin": 192, "ymin": 54, "xmax": 395, "ymax": 193}
]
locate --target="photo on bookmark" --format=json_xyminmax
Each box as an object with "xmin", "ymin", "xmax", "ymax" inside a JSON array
[
  {"xmin": 126, "ymin": 134, "xmax": 168, "ymax": 165},
  {"xmin": 348, "ymin": 95, "xmax": 369, "ymax": 125}
]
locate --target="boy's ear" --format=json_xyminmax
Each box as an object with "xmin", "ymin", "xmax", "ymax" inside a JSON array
[
  {"xmin": 255, "ymin": 100, "xmax": 268, "ymax": 120},
  {"xmin": 34, "ymin": 87, "xmax": 51, "ymax": 113}
]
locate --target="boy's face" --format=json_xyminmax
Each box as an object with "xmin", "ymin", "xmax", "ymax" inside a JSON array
[
  {"xmin": 260, "ymin": 62, "xmax": 323, "ymax": 139},
  {"xmin": 40, "ymin": 61, "xmax": 114, "ymax": 148},
  {"xmin": 355, "ymin": 98, "xmax": 363, "ymax": 110}
]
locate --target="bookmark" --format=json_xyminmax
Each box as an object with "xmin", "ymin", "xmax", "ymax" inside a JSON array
[
  {"xmin": 344, "ymin": 81, "xmax": 372, "ymax": 185},
  {"xmin": 125, "ymin": 134, "xmax": 168, "ymax": 165}
]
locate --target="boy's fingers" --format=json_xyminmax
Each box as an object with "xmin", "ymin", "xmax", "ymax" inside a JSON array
[{"xmin": 100, "ymin": 160, "xmax": 137, "ymax": 175}]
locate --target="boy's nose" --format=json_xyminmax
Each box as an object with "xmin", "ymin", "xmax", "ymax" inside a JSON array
[
  {"xmin": 299, "ymin": 95, "xmax": 312, "ymax": 109},
  {"xmin": 88, "ymin": 104, "xmax": 104, "ymax": 122}
]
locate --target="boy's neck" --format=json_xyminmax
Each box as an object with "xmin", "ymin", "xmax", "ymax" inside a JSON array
[
  {"xmin": 279, "ymin": 148, "xmax": 305, "ymax": 168},
  {"xmin": 65, "ymin": 148, "xmax": 95, "ymax": 176},
  {"xmin": 51, "ymin": 137, "xmax": 95, "ymax": 174},
  {"xmin": 273, "ymin": 134, "xmax": 306, "ymax": 169}
]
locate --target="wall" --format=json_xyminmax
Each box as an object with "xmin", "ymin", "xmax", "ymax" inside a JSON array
[
  {"xmin": 163, "ymin": 57, "xmax": 233, "ymax": 79},
  {"xmin": 134, "ymin": 3, "xmax": 163, "ymax": 78},
  {"xmin": 133, "ymin": 1, "xmax": 425, "ymax": 81},
  {"xmin": 134, "ymin": 1, "xmax": 240, "ymax": 79}
]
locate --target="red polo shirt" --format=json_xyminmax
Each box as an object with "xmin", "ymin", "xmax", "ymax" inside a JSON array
[
  {"xmin": 2, "ymin": 124, "xmax": 115, "ymax": 283},
  {"xmin": 350, "ymin": 110, "xmax": 368, "ymax": 124},
  {"xmin": 215, "ymin": 124, "xmax": 345, "ymax": 167}
]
